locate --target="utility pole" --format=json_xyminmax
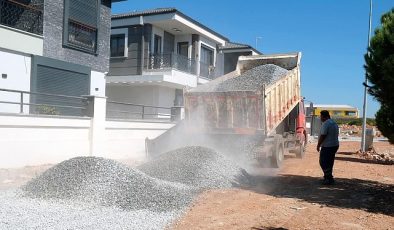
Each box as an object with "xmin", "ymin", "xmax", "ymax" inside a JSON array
[
  {"xmin": 361, "ymin": 0, "xmax": 373, "ymax": 152},
  {"xmin": 255, "ymin": 37, "xmax": 262, "ymax": 51}
]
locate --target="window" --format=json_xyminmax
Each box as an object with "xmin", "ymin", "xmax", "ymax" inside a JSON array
[
  {"xmin": 110, "ymin": 34, "xmax": 125, "ymax": 57},
  {"xmin": 174, "ymin": 89, "xmax": 184, "ymax": 106},
  {"xmin": 201, "ymin": 45, "xmax": 214, "ymax": 65},
  {"xmin": 333, "ymin": 110, "xmax": 342, "ymax": 116},
  {"xmin": 154, "ymin": 35, "xmax": 162, "ymax": 54},
  {"xmin": 200, "ymin": 45, "xmax": 215, "ymax": 78},
  {"xmin": 63, "ymin": 0, "xmax": 99, "ymax": 54},
  {"xmin": 177, "ymin": 42, "xmax": 189, "ymax": 57},
  {"xmin": 345, "ymin": 111, "xmax": 357, "ymax": 116}
]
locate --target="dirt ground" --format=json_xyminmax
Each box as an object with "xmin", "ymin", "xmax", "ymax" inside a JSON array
[
  {"xmin": 1, "ymin": 141, "xmax": 392, "ymax": 230},
  {"xmin": 172, "ymin": 141, "xmax": 394, "ymax": 230}
]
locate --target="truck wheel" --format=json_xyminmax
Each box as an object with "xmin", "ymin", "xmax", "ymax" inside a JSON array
[
  {"xmin": 271, "ymin": 135, "xmax": 284, "ymax": 168},
  {"xmin": 295, "ymin": 140, "xmax": 305, "ymax": 158}
]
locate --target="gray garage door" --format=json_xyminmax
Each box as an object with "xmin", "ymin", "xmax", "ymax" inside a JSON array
[{"xmin": 31, "ymin": 56, "xmax": 90, "ymax": 116}]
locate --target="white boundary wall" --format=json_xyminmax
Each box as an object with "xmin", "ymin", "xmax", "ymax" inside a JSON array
[
  {"xmin": 0, "ymin": 96, "xmax": 175, "ymax": 168},
  {"xmin": 0, "ymin": 114, "xmax": 91, "ymax": 168},
  {"xmin": 104, "ymin": 120, "xmax": 174, "ymax": 160}
]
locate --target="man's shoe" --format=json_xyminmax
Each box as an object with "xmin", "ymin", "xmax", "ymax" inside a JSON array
[{"xmin": 321, "ymin": 178, "xmax": 335, "ymax": 185}]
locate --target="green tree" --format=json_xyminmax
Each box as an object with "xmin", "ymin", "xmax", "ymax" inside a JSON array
[
  {"xmin": 375, "ymin": 104, "xmax": 394, "ymax": 143},
  {"xmin": 364, "ymin": 8, "xmax": 394, "ymax": 143}
]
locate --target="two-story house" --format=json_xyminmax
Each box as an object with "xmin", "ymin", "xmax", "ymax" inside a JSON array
[
  {"xmin": 0, "ymin": 0, "xmax": 124, "ymax": 114},
  {"xmin": 106, "ymin": 8, "xmax": 260, "ymax": 118}
]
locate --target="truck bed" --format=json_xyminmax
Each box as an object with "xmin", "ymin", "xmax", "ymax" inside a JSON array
[{"xmin": 184, "ymin": 52, "xmax": 302, "ymax": 136}]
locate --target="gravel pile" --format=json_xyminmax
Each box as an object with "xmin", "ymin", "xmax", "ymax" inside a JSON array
[
  {"xmin": 189, "ymin": 70, "xmax": 239, "ymax": 92},
  {"xmin": 22, "ymin": 157, "xmax": 194, "ymax": 212},
  {"xmin": 138, "ymin": 146, "xmax": 250, "ymax": 189},
  {"xmin": 190, "ymin": 64, "xmax": 288, "ymax": 92},
  {"xmin": 15, "ymin": 147, "xmax": 251, "ymax": 229},
  {"xmin": 0, "ymin": 189, "xmax": 182, "ymax": 230}
]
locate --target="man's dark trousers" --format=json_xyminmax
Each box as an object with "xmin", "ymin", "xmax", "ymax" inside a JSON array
[{"xmin": 319, "ymin": 146, "xmax": 339, "ymax": 180}]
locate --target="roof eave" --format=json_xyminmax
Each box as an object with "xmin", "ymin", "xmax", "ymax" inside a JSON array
[
  {"xmin": 220, "ymin": 47, "xmax": 262, "ymax": 55},
  {"xmin": 112, "ymin": 8, "xmax": 229, "ymax": 42}
]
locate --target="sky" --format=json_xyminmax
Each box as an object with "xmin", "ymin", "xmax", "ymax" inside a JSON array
[{"xmin": 112, "ymin": 0, "xmax": 393, "ymax": 118}]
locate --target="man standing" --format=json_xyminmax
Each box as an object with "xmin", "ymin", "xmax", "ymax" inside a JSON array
[{"xmin": 317, "ymin": 110, "xmax": 339, "ymax": 185}]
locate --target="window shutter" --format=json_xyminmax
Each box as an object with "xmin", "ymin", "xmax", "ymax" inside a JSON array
[
  {"xmin": 33, "ymin": 65, "xmax": 90, "ymax": 115},
  {"xmin": 36, "ymin": 65, "xmax": 89, "ymax": 96},
  {"xmin": 69, "ymin": 0, "xmax": 98, "ymax": 27},
  {"xmin": 64, "ymin": 0, "xmax": 98, "ymax": 53}
]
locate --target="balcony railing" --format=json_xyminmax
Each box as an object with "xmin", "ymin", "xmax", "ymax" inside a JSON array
[
  {"xmin": 146, "ymin": 53, "xmax": 198, "ymax": 75},
  {"xmin": 0, "ymin": 0, "xmax": 43, "ymax": 35},
  {"xmin": 106, "ymin": 100, "xmax": 183, "ymax": 122}
]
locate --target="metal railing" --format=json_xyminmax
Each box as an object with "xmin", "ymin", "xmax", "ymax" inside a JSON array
[
  {"xmin": 106, "ymin": 100, "xmax": 183, "ymax": 121},
  {"xmin": 66, "ymin": 19, "xmax": 97, "ymax": 53},
  {"xmin": 0, "ymin": 88, "xmax": 89, "ymax": 117},
  {"xmin": 146, "ymin": 53, "xmax": 198, "ymax": 75},
  {"xmin": 0, "ymin": 0, "xmax": 43, "ymax": 35}
]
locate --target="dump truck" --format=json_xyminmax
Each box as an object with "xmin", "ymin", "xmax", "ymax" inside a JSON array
[{"xmin": 146, "ymin": 52, "xmax": 306, "ymax": 168}]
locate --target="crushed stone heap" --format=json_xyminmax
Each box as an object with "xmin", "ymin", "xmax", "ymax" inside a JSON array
[
  {"xmin": 190, "ymin": 64, "xmax": 289, "ymax": 92},
  {"xmin": 22, "ymin": 157, "xmax": 194, "ymax": 212},
  {"xmin": 138, "ymin": 146, "xmax": 251, "ymax": 189}
]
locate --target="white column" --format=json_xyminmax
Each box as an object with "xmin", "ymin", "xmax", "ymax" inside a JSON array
[
  {"xmin": 85, "ymin": 95, "xmax": 107, "ymax": 156},
  {"xmin": 196, "ymin": 40, "xmax": 201, "ymax": 77}
]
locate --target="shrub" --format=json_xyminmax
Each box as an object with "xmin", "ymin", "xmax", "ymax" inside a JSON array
[{"xmin": 35, "ymin": 105, "xmax": 60, "ymax": 115}]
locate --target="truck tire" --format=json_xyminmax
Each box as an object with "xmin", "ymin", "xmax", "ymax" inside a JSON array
[
  {"xmin": 271, "ymin": 135, "xmax": 284, "ymax": 168},
  {"xmin": 295, "ymin": 140, "xmax": 305, "ymax": 158}
]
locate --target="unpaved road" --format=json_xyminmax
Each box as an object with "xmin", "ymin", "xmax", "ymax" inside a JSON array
[
  {"xmin": 172, "ymin": 141, "xmax": 394, "ymax": 230},
  {"xmin": 0, "ymin": 141, "xmax": 392, "ymax": 230}
]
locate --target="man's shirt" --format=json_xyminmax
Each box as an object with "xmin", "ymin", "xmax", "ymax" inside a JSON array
[{"xmin": 320, "ymin": 119, "xmax": 339, "ymax": 147}]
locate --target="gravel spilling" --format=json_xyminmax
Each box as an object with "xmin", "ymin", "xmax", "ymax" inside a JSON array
[
  {"xmin": 22, "ymin": 157, "xmax": 195, "ymax": 212},
  {"xmin": 138, "ymin": 146, "xmax": 251, "ymax": 189},
  {"xmin": 190, "ymin": 64, "xmax": 288, "ymax": 92}
]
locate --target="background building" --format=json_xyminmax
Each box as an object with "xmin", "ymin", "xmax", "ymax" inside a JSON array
[
  {"xmin": 305, "ymin": 104, "xmax": 359, "ymax": 118},
  {"xmin": 106, "ymin": 8, "xmax": 259, "ymax": 118}
]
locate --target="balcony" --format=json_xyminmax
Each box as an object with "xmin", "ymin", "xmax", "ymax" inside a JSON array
[
  {"xmin": 0, "ymin": 0, "xmax": 43, "ymax": 35},
  {"xmin": 145, "ymin": 53, "xmax": 221, "ymax": 80},
  {"xmin": 146, "ymin": 53, "xmax": 198, "ymax": 75}
]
